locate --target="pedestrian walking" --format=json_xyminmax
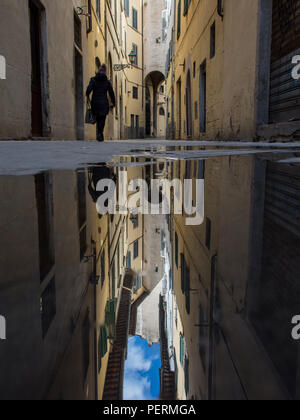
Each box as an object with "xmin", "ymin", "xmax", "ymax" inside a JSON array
[{"xmin": 86, "ymin": 64, "xmax": 116, "ymax": 142}]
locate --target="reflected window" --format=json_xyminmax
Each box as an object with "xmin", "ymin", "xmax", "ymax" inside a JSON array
[
  {"xmin": 180, "ymin": 333, "xmax": 184, "ymax": 365},
  {"xmin": 175, "ymin": 232, "xmax": 179, "ymax": 268},
  {"xmin": 82, "ymin": 309, "xmax": 90, "ymax": 383},
  {"xmin": 98, "ymin": 325, "xmax": 107, "ymax": 372},
  {"xmin": 35, "ymin": 172, "xmax": 55, "ymax": 283},
  {"xmin": 40, "ymin": 276, "xmax": 56, "ymax": 339},
  {"xmin": 126, "ymin": 251, "xmax": 131, "ymax": 269},
  {"xmin": 100, "ymin": 250, "xmax": 105, "ymax": 288},
  {"xmin": 134, "ymin": 240, "xmax": 139, "ymax": 259},
  {"xmin": 205, "ymin": 217, "xmax": 211, "ymax": 250}
]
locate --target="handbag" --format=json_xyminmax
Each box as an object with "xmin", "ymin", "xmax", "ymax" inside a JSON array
[{"xmin": 85, "ymin": 99, "xmax": 96, "ymax": 125}]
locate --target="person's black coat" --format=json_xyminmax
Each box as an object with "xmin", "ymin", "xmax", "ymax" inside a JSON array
[{"xmin": 86, "ymin": 72, "xmax": 116, "ymax": 117}]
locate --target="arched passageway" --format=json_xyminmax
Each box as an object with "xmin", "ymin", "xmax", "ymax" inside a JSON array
[{"xmin": 145, "ymin": 71, "xmax": 165, "ymax": 137}]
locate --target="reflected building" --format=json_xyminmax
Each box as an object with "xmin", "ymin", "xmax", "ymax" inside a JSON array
[{"xmin": 0, "ymin": 149, "xmax": 300, "ymax": 400}]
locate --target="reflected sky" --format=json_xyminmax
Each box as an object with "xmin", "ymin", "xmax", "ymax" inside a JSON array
[{"xmin": 124, "ymin": 336, "xmax": 160, "ymax": 401}]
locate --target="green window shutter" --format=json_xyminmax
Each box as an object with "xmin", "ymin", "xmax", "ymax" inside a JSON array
[
  {"xmin": 177, "ymin": 0, "xmax": 181, "ymax": 39},
  {"xmin": 180, "ymin": 333, "xmax": 184, "ymax": 365},
  {"xmin": 183, "ymin": 0, "xmax": 188, "ymax": 16},
  {"xmin": 105, "ymin": 299, "xmax": 116, "ymax": 339},
  {"xmin": 98, "ymin": 325, "xmax": 107, "ymax": 372}
]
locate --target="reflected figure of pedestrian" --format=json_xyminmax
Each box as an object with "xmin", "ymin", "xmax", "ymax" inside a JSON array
[{"xmin": 86, "ymin": 65, "xmax": 116, "ymax": 142}]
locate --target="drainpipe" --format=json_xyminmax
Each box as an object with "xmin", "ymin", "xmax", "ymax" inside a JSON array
[{"xmin": 217, "ymin": 0, "xmax": 224, "ymax": 20}]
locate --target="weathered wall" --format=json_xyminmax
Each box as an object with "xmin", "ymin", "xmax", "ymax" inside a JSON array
[{"xmin": 0, "ymin": 0, "xmax": 90, "ymax": 140}]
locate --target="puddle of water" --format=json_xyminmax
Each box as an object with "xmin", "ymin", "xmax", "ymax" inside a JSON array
[{"xmin": 0, "ymin": 147, "xmax": 300, "ymax": 400}]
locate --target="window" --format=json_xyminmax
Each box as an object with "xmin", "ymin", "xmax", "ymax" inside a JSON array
[
  {"xmin": 200, "ymin": 60, "xmax": 207, "ymax": 133},
  {"xmin": 199, "ymin": 304, "xmax": 207, "ymax": 371},
  {"xmin": 193, "ymin": 61, "xmax": 196, "ymax": 78},
  {"xmin": 198, "ymin": 160, "xmax": 205, "ymax": 179},
  {"xmin": 180, "ymin": 253, "xmax": 185, "ymax": 293},
  {"xmin": 132, "ymin": 7, "xmax": 138, "ymax": 30},
  {"xmin": 205, "ymin": 217, "xmax": 211, "ymax": 250},
  {"xmin": 82, "ymin": 309, "xmax": 90, "ymax": 382},
  {"xmin": 175, "ymin": 232, "xmax": 179, "ymax": 268},
  {"xmin": 195, "ymin": 101, "xmax": 198, "ymax": 120},
  {"xmin": 77, "ymin": 171, "xmax": 87, "ymax": 261},
  {"xmin": 105, "ymin": 299, "xmax": 116, "ymax": 339},
  {"xmin": 98, "ymin": 325, "xmax": 107, "ymax": 372},
  {"xmin": 180, "ymin": 333, "xmax": 184, "ymax": 365},
  {"xmin": 87, "ymin": 0, "xmax": 92, "ymax": 32},
  {"xmin": 132, "ymin": 43, "xmax": 138, "ymax": 66},
  {"xmin": 35, "ymin": 172, "xmax": 55, "ymax": 283},
  {"xmin": 183, "ymin": 0, "xmax": 191, "ymax": 16},
  {"xmin": 131, "ymin": 215, "xmax": 139, "ymax": 229},
  {"xmin": 124, "ymin": 0, "xmax": 129, "ymax": 17},
  {"xmin": 177, "ymin": 0, "xmax": 181, "ymax": 39},
  {"xmin": 210, "ymin": 22, "xmax": 216, "ymax": 59},
  {"xmin": 100, "ymin": 249, "xmax": 105, "ymax": 288},
  {"xmin": 40, "ymin": 277, "xmax": 56, "ymax": 338},
  {"xmin": 184, "ymin": 357, "xmax": 189, "ymax": 397},
  {"xmin": 126, "ymin": 251, "xmax": 131, "ymax": 269},
  {"xmin": 180, "ymin": 253, "xmax": 190, "ymax": 314},
  {"xmin": 132, "ymin": 86, "xmax": 138, "ymax": 99},
  {"xmin": 96, "ymin": 0, "xmax": 101, "ymax": 21},
  {"xmin": 159, "ymin": 107, "xmax": 165, "ymax": 116},
  {"xmin": 134, "ymin": 240, "xmax": 139, "ymax": 259}
]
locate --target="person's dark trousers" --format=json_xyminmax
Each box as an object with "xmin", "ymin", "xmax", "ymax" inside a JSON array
[{"xmin": 96, "ymin": 115, "xmax": 107, "ymax": 142}]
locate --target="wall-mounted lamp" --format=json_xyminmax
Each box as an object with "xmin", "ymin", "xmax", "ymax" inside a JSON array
[{"xmin": 114, "ymin": 49, "xmax": 137, "ymax": 71}]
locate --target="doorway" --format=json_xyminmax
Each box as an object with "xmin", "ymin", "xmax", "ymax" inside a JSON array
[
  {"xmin": 74, "ymin": 13, "xmax": 84, "ymax": 140},
  {"xmin": 29, "ymin": 0, "xmax": 43, "ymax": 137}
]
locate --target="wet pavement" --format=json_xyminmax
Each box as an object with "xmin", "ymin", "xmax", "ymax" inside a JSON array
[{"xmin": 0, "ymin": 141, "xmax": 300, "ymax": 400}]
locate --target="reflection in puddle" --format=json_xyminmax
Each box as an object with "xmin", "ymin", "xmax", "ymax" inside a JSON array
[{"xmin": 0, "ymin": 149, "xmax": 300, "ymax": 400}]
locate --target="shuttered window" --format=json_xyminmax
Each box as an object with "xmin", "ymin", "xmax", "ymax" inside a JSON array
[
  {"xmin": 124, "ymin": 0, "xmax": 129, "ymax": 17},
  {"xmin": 177, "ymin": 0, "xmax": 181, "ymax": 39},
  {"xmin": 105, "ymin": 299, "xmax": 116, "ymax": 339},
  {"xmin": 180, "ymin": 333, "xmax": 184, "ymax": 365},
  {"xmin": 132, "ymin": 7, "xmax": 138, "ymax": 30},
  {"xmin": 270, "ymin": 0, "xmax": 300, "ymax": 123},
  {"xmin": 98, "ymin": 325, "xmax": 107, "ymax": 372}
]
